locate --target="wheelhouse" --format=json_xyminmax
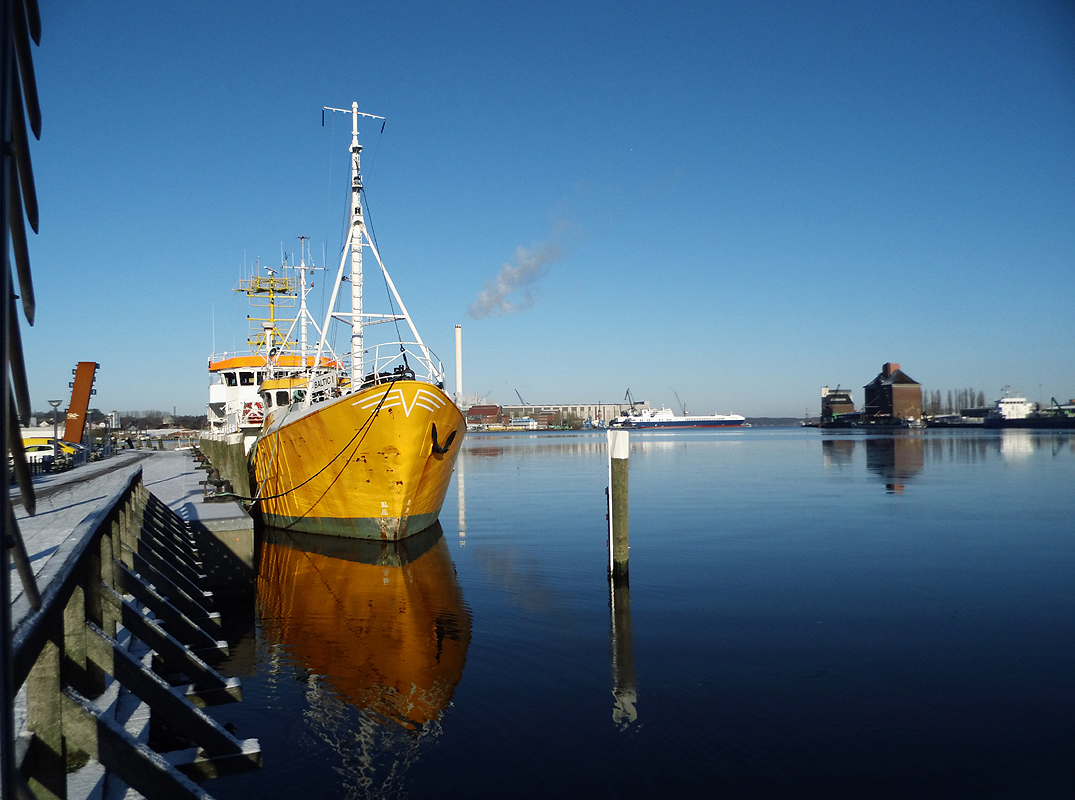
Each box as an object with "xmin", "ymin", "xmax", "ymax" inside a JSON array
[{"xmin": 260, "ymin": 377, "xmax": 310, "ymax": 412}]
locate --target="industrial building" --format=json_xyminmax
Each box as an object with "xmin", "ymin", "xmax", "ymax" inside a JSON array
[
  {"xmin": 466, "ymin": 401, "xmax": 648, "ymax": 429},
  {"xmin": 465, "ymin": 405, "xmax": 503, "ymax": 425},
  {"xmin": 502, "ymin": 402, "xmax": 647, "ymax": 428},
  {"xmin": 452, "ymin": 324, "xmax": 646, "ymax": 429},
  {"xmin": 820, "ymin": 386, "xmax": 855, "ymax": 423},
  {"xmin": 863, "ymin": 362, "xmax": 922, "ymax": 422}
]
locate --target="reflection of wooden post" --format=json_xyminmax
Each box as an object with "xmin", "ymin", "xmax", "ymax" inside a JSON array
[
  {"xmin": 610, "ymin": 569, "xmax": 637, "ymax": 727},
  {"xmin": 607, "ymin": 429, "xmax": 629, "ymax": 577}
]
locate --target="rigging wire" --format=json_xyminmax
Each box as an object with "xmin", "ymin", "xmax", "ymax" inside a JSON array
[
  {"xmin": 323, "ymin": 110, "xmax": 339, "ymax": 258},
  {"xmin": 321, "ymin": 111, "xmax": 350, "ymax": 367},
  {"xmin": 361, "ymin": 116, "xmax": 386, "ymax": 183},
  {"xmin": 225, "ymin": 381, "xmax": 396, "ymax": 505},
  {"xmin": 249, "ymin": 398, "xmax": 295, "ymax": 501},
  {"xmin": 360, "ymin": 187, "xmax": 406, "ymax": 349},
  {"xmin": 321, "ymin": 110, "xmax": 396, "ymax": 373}
]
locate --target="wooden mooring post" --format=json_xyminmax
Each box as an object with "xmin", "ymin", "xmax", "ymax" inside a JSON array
[
  {"xmin": 607, "ymin": 429, "xmax": 629, "ymax": 577},
  {"xmin": 606, "ymin": 429, "xmax": 636, "ymax": 726}
]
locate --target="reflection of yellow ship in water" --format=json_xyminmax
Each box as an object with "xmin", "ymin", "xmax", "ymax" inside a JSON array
[{"xmin": 257, "ymin": 522, "xmax": 470, "ymax": 731}]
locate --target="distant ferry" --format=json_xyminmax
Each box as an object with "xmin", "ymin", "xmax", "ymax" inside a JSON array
[{"xmin": 609, "ymin": 406, "xmax": 746, "ymax": 429}]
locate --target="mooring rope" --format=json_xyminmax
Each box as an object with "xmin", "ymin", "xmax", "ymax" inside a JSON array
[{"xmin": 220, "ymin": 381, "xmax": 396, "ymax": 505}]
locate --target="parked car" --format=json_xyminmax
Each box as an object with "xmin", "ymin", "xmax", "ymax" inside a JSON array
[
  {"xmin": 18, "ymin": 439, "xmax": 86, "ymax": 470},
  {"xmin": 23, "ymin": 444, "xmax": 56, "ymax": 464}
]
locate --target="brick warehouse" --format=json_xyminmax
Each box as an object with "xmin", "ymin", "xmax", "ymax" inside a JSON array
[{"xmin": 863, "ymin": 362, "xmax": 922, "ymax": 422}]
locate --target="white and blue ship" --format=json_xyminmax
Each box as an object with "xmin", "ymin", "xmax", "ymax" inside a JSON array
[{"xmin": 609, "ymin": 406, "xmax": 746, "ymax": 429}]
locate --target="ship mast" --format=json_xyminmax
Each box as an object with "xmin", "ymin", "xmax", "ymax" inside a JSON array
[
  {"xmin": 317, "ymin": 101, "xmax": 443, "ymax": 388},
  {"xmin": 347, "ymin": 103, "xmax": 364, "ymax": 386},
  {"xmin": 317, "ymin": 102, "xmax": 385, "ymax": 387}
]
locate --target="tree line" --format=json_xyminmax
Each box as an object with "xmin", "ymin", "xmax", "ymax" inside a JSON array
[
  {"xmin": 115, "ymin": 410, "xmax": 207, "ymax": 430},
  {"xmin": 30, "ymin": 408, "xmax": 207, "ymax": 431},
  {"xmin": 920, "ymin": 388, "xmax": 987, "ymax": 416}
]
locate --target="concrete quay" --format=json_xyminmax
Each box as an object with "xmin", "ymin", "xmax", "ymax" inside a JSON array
[{"xmin": 11, "ymin": 449, "xmax": 254, "ymax": 606}]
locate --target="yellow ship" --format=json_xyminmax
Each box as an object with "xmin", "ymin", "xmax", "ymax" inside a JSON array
[
  {"xmin": 252, "ymin": 376, "xmax": 463, "ymax": 538},
  {"xmin": 248, "ymin": 102, "xmax": 464, "ymax": 540}
]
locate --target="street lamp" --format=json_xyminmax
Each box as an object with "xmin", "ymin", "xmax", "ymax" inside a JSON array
[{"xmin": 48, "ymin": 400, "xmax": 61, "ymax": 467}]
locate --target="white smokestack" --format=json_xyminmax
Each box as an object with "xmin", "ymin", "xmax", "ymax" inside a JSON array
[{"xmin": 454, "ymin": 324, "xmax": 463, "ymax": 406}]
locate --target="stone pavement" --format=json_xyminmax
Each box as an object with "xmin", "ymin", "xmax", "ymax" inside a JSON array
[{"xmin": 9, "ymin": 449, "xmax": 252, "ymax": 605}]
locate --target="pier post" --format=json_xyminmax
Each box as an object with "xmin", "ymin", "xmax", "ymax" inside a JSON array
[
  {"xmin": 133, "ymin": 484, "xmax": 148, "ymax": 537},
  {"xmin": 118, "ymin": 509, "xmax": 135, "ymax": 569},
  {"xmin": 607, "ymin": 429, "xmax": 629, "ymax": 577},
  {"xmin": 100, "ymin": 528, "xmax": 120, "ymax": 638},
  {"xmin": 64, "ymin": 584, "xmax": 90, "ymax": 696},
  {"xmin": 25, "ymin": 635, "xmax": 65, "ymax": 800}
]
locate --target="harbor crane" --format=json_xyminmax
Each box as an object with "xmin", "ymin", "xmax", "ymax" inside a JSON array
[
  {"xmin": 673, "ymin": 390, "xmax": 688, "ymax": 416},
  {"xmin": 515, "ymin": 389, "xmax": 528, "ymax": 405}
]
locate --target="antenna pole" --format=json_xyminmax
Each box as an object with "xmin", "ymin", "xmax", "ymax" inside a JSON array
[{"xmin": 298, "ymin": 235, "xmax": 309, "ymax": 368}]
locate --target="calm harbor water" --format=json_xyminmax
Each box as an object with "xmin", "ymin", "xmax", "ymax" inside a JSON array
[{"xmin": 206, "ymin": 428, "xmax": 1075, "ymax": 799}]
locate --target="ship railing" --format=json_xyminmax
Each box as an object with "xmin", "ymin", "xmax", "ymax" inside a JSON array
[
  {"xmin": 361, "ymin": 342, "xmax": 444, "ymax": 389},
  {"xmin": 206, "ymin": 351, "xmax": 248, "ymax": 365}
]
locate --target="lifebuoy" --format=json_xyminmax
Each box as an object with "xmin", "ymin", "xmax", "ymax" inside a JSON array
[{"xmin": 243, "ymin": 401, "xmax": 264, "ymax": 423}]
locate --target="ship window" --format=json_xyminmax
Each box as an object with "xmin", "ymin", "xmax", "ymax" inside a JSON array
[
  {"xmin": 276, "ymin": 391, "xmax": 290, "ymax": 406},
  {"xmin": 256, "ymin": 372, "xmax": 264, "ymax": 385},
  {"xmin": 239, "ymin": 371, "xmax": 255, "ymax": 386},
  {"xmin": 262, "ymin": 393, "xmax": 272, "ymax": 408},
  {"xmin": 224, "ymin": 372, "xmax": 237, "ymax": 387}
]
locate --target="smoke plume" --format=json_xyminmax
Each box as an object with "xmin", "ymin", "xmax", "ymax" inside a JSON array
[{"xmin": 468, "ymin": 241, "xmax": 562, "ymax": 319}]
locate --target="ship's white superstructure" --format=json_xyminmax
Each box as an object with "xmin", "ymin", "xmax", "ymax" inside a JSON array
[
  {"xmin": 609, "ymin": 406, "xmax": 746, "ymax": 429},
  {"xmin": 991, "ymin": 394, "xmax": 1033, "ymax": 420}
]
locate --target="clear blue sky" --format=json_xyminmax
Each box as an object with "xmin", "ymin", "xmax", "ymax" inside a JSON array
[{"xmin": 23, "ymin": 1, "xmax": 1075, "ymax": 418}]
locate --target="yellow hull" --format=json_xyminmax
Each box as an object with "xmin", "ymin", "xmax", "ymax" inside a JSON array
[{"xmin": 251, "ymin": 380, "xmax": 465, "ymax": 539}]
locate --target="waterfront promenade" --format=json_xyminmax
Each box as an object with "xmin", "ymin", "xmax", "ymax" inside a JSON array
[
  {"xmin": 10, "ymin": 450, "xmax": 253, "ymax": 607},
  {"xmin": 8, "ymin": 448, "xmax": 261, "ymax": 799}
]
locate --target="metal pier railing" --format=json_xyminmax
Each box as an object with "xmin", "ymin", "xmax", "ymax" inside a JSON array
[{"xmin": 2, "ymin": 5, "xmax": 260, "ymax": 795}]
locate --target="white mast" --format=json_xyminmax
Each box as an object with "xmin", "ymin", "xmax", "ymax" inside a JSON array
[
  {"xmin": 347, "ymin": 102, "xmax": 364, "ymax": 386},
  {"xmin": 317, "ymin": 102, "xmax": 386, "ymax": 387}
]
